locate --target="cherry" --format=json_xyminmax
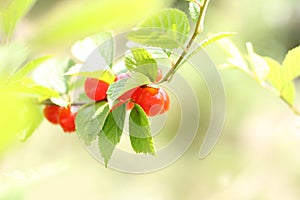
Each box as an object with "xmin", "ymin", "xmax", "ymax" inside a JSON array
[
  {"xmin": 43, "ymin": 105, "xmax": 61, "ymax": 124},
  {"xmin": 58, "ymin": 106, "xmax": 77, "ymax": 133},
  {"xmin": 131, "ymin": 86, "xmax": 169, "ymax": 116},
  {"xmin": 84, "ymin": 78, "xmax": 110, "ymax": 101}
]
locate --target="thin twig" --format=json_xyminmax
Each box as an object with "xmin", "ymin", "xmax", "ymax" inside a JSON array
[{"xmin": 160, "ymin": 0, "xmax": 211, "ymax": 83}]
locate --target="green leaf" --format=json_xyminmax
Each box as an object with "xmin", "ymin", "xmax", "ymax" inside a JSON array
[
  {"xmin": 265, "ymin": 57, "xmax": 284, "ymax": 91},
  {"xmin": 71, "ymin": 32, "xmax": 115, "ymax": 68},
  {"xmin": 50, "ymin": 97, "xmax": 69, "ymax": 107},
  {"xmin": 32, "ymin": 58, "xmax": 73, "ymax": 94},
  {"xmin": 127, "ymin": 8, "xmax": 190, "ymax": 49},
  {"xmin": 281, "ymin": 82, "xmax": 296, "ymax": 105},
  {"xmin": 17, "ymin": 100, "xmax": 43, "ymax": 141},
  {"xmin": 217, "ymin": 38, "xmax": 249, "ymax": 72},
  {"xmin": 30, "ymin": 0, "xmax": 173, "ymax": 51},
  {"xmin": 246, "ymin": 42, "xmax": 270, "ymax": 81},
  {"xmin": 0, "ymin": 93, "xmax": 43, "ymax": 145},
  {"xmin": 107, "ymin": 72, "xmax": 151, "ymax": 106},
  {"xmin": 10, "ymin": 55, "xmax": 53, "ymax": 81},
  {"xmin": 98, "ymin": 104, "xmax": 126, "ymax": 166},
  {"xmin": 180, "ymin": 32, "xmax": 236, "ymax": 68},
  {"xmin": 282, "ymin": 45, "xmax": 300, "ymax": 81},
  {"xmin": 125, "ymin": 48, "xmax": 158, "ymax": 81},
  {"xmin": 65, "ymin": 64, "xmax": 116, "ymax": 84},
  {"xmin": 0, "ymin": 0, "xmax": 36, "ymax": 38},
  {"xmin": 0, "ymin": 42, "xmax": 28, "ymax": 78},
  {"xmin": 265, "ymin": 57, "xmax": 296, "ymax": 105},
  {"xmin": 189, "ymin": 1, "xmax": 200, "ymax": 21},
  {"xmin": 199, "ymin": 32, "xmax": 237, "ymax": 49},
  {"xmin": 129, "ymin": 104, "xmax": 155, "ymax": 155},
  {"xmin": 76, "ymin": 102, "xmax": 110, "ymax": 146},
  {"xmin": 5, "ymin": 78, "xmax": 60, "ymax": 101}
]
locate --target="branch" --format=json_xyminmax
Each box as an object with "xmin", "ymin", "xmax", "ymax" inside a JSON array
[
  {"xmin": 40, "ymin": 99, "xmax": 87, "ymax": 107},
  {"xmin": 160, "ymin": 0, "xmax": 211, "ymax": 83}
]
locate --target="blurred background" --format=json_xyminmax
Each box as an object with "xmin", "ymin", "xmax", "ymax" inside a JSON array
[{"xmin": 1, "ymin": 0, "xmax": 300, "ymax": 199}]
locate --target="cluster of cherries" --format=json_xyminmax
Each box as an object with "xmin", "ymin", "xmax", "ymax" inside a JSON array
[
  {"xmin": 43, "ymin": 69, "xmax": 170, "ymax": 133},
  {"xmin": 84, "ymin": 69, "xmax": 170, "ymax": 116},
  {"xmin": 43, "ymin": 105, "xmax": 77, "ymax": 133}
]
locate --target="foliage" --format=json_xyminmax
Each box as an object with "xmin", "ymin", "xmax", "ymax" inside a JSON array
[
  {"xmin": 0, "ymin": 0, "xmax": 237, "ymax": 164},
  {"xmin": 2, "ymin": 0, "xmax": 299, "ymax": 167},
  {"xmin": 218, "ymin": 39, "xmax": 300, "ymax": 114}
]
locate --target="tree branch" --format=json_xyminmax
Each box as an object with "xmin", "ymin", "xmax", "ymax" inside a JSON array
[{"xmin": 160, "ymin": 0, "xmax": 211, "ymax": 83}]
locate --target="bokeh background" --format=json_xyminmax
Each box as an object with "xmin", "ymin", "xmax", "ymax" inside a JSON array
[{"xmin": 1, "ymin": 0, "xmax": 300, "ymax": 199}]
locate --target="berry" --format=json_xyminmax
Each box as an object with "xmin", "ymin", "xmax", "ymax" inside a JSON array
[
  {"xmin": 58, "ymin": 106, "xmax": 76, "ymax": 133},
  {"xmin": 84, "ymin": 78, "xmax": 110, "ymax": 101},
  {"xmin": 131, "ymin": 86, "xmax": 169, "ymax": 116},
  {"xmin": 43, "ymin": 105, "xmax": 61, "ymax": 124}
]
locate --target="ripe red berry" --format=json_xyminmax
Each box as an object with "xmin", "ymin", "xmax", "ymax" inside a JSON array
[
  {"xmin": 43, "ymin": 105, "xmax": 61, "ymax": 124},
  {"xmin": 84, "ymin": 78, "xmax": 110, "ymax": 101},
  {"xmin": 131, "ymin": 86, "xmax": 169, "ymax": 116},
  {"xmin": 58, "ymin": 106, "xmax": 77, "ymax": 133}
]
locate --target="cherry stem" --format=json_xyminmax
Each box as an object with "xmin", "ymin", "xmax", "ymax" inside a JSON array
[
  {"xmin": 40, "ymin": 99, "xmax": 87, "ymax": 107},
  {"xmin": 160, "ymin": 0, "xmax": 211, "ymax": 83},
  {"xmin": 280, "ymin": 97, "xmax": 300, "ymax": 116},
  {"xmin": 260, "ymin": 79, "xmax": 300, "ymax": 116}
]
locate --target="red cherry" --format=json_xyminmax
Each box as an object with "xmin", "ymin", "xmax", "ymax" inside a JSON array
[
  {"xmin": 58, "ymin": 106, "xmax": 76, "ymax": 133},
  {"xmin": 43, "ymin": 105, "xmax": 61, "ymax": 124},
  {"xmin": 84, "ymin": 78, "xmax": 110, "ymax": 101},
  {"xmin": 155, "ymin": 69, "xmax": 163, "ymax": 82},
  {"xmin": 131, "ymin": 86, "xmax": 166, "ymax": 116}
]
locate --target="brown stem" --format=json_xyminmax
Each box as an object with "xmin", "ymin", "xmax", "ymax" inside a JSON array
[
  {"xmin": 160, "ymin": 0, "xmax": 211, "ymax": 83},
  {"xmin": 280, "ymin": 96, "xmax": 300, "ymax": 116},
  {"xmin": 40, "ymin": 99, "xmax": 87, "ymax": 107}
]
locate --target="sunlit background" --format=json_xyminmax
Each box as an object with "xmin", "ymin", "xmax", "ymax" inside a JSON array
[{"xmin": 1, "ymin": 0, "xmax": 300, "ymax": 199}]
